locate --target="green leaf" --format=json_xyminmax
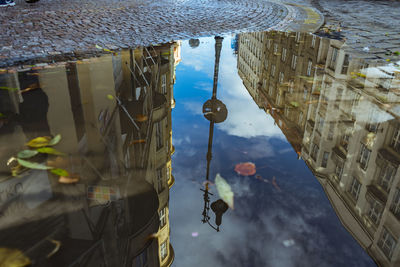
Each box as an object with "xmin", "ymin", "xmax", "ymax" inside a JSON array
[
  {"xmin": 0, "ymin": 112, "xmax": 5, "ymax": 118},
  {"xmin": 394, "ymin": 51, "xmax": 400, "ymax": 56},
  {"xmin": 0, "ymin": 86, "xmax": 18, "ymax": 91},
  {"xmin": 37, "ymin": 147, "xmax": 65, "ymax": 156},
  {"xmin": 290, "ymin": 101, "xmax": 299, "ymax": 107},
  {"xmin": 50, "ymin": 168, "xmax": 69, "ymax": 177},
  {"xmin": 17, "ymin": 150, "xmax": 39, "ymax": 159},
  {"xmin": 107, "ymin": 94, "xmax": 114, "ymax": 100},
  {"xmin": 26, "ymin": 136, "xmax": 51, "ymax": 148},
  {"xmin": 48, "ymin": 134, "xmax": 61, "ymax": 146},
  {"xmin": 17, "ymin": 158, "xmax": 53, "ymax": 170}
]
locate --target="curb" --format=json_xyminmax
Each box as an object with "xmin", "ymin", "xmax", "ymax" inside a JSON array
[{"xmin": 283, "ymin": 3, "xmax": 325, "ymax": 33}]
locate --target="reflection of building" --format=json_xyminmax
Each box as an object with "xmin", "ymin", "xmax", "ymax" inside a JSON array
[
  {"xmin": 0, "ymin": 42, "xmax": 179, "ymax": 266},
  {"xmin": 238, "ymin": 31, "xmax": 400, "ymax": 266}
]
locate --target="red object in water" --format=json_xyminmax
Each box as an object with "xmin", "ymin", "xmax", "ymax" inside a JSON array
[{"xmin": 234, "ymin": 162, "xmax": 256, "ymax": 176}]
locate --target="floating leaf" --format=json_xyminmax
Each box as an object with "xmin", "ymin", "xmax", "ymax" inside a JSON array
[
  {"xmin": 11, "ymin": 165, "xmax": 23, "ymax": 177},
  {"xmin": 17, "ymin": 150, "xmax": 39, "ymax": 159},
  {"xmin": 215, "ymin": 174, "xmax": 234, "ymax": 209},
  {"xmin": 37, "ymin": 147, "xmax": 65, "ymax": 156},
  {"xmin": 58, "ymin": 175, "xmax": 79, "ymax": 184},
  {"xmin": 0, "ymin": 247, "xmax": 31, "ymax": 267},
  {"xmin": 26, "ymin": 136, "xmax": 51, "ymax": 148},
  {"xmin": 47, "ymin": 240, "xmax": 61, "ymax": 258},
  {"xmin": 107, "ymin": 94, "xmax": 114, "ymax": 100},
  {"xmin": 234, "ymin": 162, "xmax": 256, "ymax": 176},
  {"xmin": 0, "ymin": 86, "xmax": 18, "ymax": 91},
  {"xmin": 48, "ymin": 134, "xmax": 61, "ymax": 146},
  {"xmin": 50, "ymin": 168, "xmax": 69, "ymax": 177},
  {"xmin": 135, "ymin": 114, "xmax": 148, "ymax": 122},
  {"xmin": 129, "ymin": 139, "xmax": 146, "ymax": 146},
  {"xmin": 394, "ymin": 51, "xmax": 400, "ymax": 56},
  {"xmin": 17, "ymin": 158, "xmax": 53, "ymax": 170},
  {"xmin": 95, "ymin": 44, "xmax": 103, "ymax": 49},
  {"xmin": 290, "ymin": 101, "xmax": 299, "ymax": 107}
]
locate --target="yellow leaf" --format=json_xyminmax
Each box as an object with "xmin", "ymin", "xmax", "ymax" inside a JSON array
[
  {"xmin": 0, "ymin": 248, "xmax": 31, "ymax": 267},
  {"xmin": 26, "ymin": 136, "xmax": 51, "ymax": 148},
  {"xmin": 215, "ymin": 174, "xmax": 234, "ymax": 209}
]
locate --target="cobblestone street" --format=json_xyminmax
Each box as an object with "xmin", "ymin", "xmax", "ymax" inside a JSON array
[{"xmin": 0, "ymin": 0, "xmax": 309, "ymax": 66}]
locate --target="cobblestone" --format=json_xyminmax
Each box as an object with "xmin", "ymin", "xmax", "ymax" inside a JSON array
[
  {"xmin": 309, "ymin": 0, "xmax": 400, "ymax": 59},
  {"xmin": 0, "ymin": 0, "xmax": 311, "ymax": 66}
]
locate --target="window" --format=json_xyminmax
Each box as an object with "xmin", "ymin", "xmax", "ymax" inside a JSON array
[
  {"xmin": 279, "ymin": 72, "xmax": 284, "ymax": 83},
  {"xmin": 160, "ymin": 241, "xmax": 168, "ymax": 260},
  {"xmin": 391, "ymin": 126, "xmax": 400, "ymax": 153},
  {"xmin": 390, "ymin": 188, "xmax": 400, "ymax": 217},
  {"xmin": 157, "ymin": 167, "xmax": 164, "ymax": 193},
  {"xmin": 156, "ymin": 121, "xmax": 163, "ymax": 150},
  {"xmin": 295, "ymin": 32, "xmax": 301, "ymax": 42},
  {"xmin": 271, "ymin": 65, "xmax": 276, "ymax": 77},
  {"xmin": 368, "ymin": 198, "xmax": 383, "ymax": 225},
  {"xmin": 291, "ymin": 55, "xmax": 297, "ymax": 70},
  {"xmin": 288, "ymin": 80, "xmax": 294, "ymax": 94},
  {"xmin": 349, "ymin": 177, "xmax": 361, "ymax": 200},
  {"xmin": 284, "ymin": 107, "xmax": 289, "ymax": 117},
  {"xmin": 378, "ymin": 228, "xmax": 397, "ymax": 259},
  {"xmin": 264, "ymin": 58, "xmax": 269, "ymax": 70},
  {"xmin": 307, "ymin": 60, "xmax": 313, "ymax": 76},
  {"xmin": 311, "ymin": 35, "xmax": 316, "ymax": 48},
  {"xmin": 161, "ymin": 74, "xmax": 167, "ymax": 94},
  {"xmin": 268, "ymin": 86, "xmax": 273, "ymax": 96},
  {"xmin": 317, "ymin": 116, "xmax": 324, "ymax": 133},
  {"xmin": 298, "ymin": 111, "xmax": 303, "ymax": 125},
  {"xmin": 133, "ymin": 249, "xmax": 148, "ymax": 267},
  {"xmin": 276, "ymin": 92, "xmax": 281, "ymax": 105},
  {"xmin": 159, "ymin": 207, "xmax": 167, "ymax": 228},
  {"xmin": 267, "ymin": 39, "xmax": 272, "ymax": 49},
  {"xmin": 340, "ymin": 134, "xmax": 350, "ymax": 151},
  {"xmin": 341, "ymin": 54, "xmax": 349, "ymax": 74},
  {"xmin": 366, "ymin": 122, "xmax": 379, "ymax": 133},
  {"xmin": 329, "ymin": 47, "xmax": 338, "ymax": 70},
  {"xmin": 282, "ymin": 48, "xmax": 287, "ymax": 61},
  {"xmin": 335, "ymin": 161, "xmax": 344, "ymax": 180},
  {"xmin": 328, "ymin": 123, "xmax": 335, "ymax": 140},
  {"xmin": 273, "ymin": 43, "xmax": 278, "ymax": 54},
  {"xmin": 378, "ymin": 163, "xmax": 396, "ymax": 192},
  {"xmin": 311, "ymin": 143, "xmax": 319, "ymax": 161},
  {"xmin": 303, "ymin": 88, "xmax": 308, "ymax": 101},
  {"xmin": 358, "ymin": 143, "xmax": 371, "ymax": 170},
  {"xmin": 321, "ymin": 151, "xmax": 329, "ymax": 168}
]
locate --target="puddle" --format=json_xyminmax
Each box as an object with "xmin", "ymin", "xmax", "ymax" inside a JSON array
[{"xmin": 0, "ymin": 31, "xmax": 399, "ymax": 266}]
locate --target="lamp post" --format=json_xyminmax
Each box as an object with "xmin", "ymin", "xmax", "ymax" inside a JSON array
[{"xmin": 200, "ymin": 36, "xmax": 229, "ymax": 232}]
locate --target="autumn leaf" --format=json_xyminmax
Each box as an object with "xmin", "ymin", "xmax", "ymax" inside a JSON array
[
  {"xmin": 58, "ymin": 175, "xmax": 80, "ymax": 184},
  {"xmin": 48, "ymin": 134, "xmax": 61, "ymax": 146},
  {"xmin": 37, "ymin": 147, "xmax": 65, "ymax": 156},
  {"xmin": 26, "ymin": 136, "xmax": 51, "ymax": 148},
  {"xmin": 17, "ymin": 150, "xmax": 39, "ymax": 159},
  {"xmin": 50, "ymin": 168, "xmax": 69, "ymax": 177},
  {"xmin": 17, "ymin": 158, "xmax": 53, "ymax": 170},
  {"xmin": 215, "ymin": 174, "xmax": 234, "ymax": 209}
]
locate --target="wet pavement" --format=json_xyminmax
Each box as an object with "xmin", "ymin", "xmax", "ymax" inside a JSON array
[
  {"xmin": 1, "ymin": 30, "xmax": 400, "ymax": 266},
  {"xmin": 0, "ymin": 0, "xmax": 313, "ymax": 67}
]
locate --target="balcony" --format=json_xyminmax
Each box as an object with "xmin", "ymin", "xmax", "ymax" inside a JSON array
[{"xmin": 152, "ymin": 92, "xmax": 167, "ymax": 121}]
